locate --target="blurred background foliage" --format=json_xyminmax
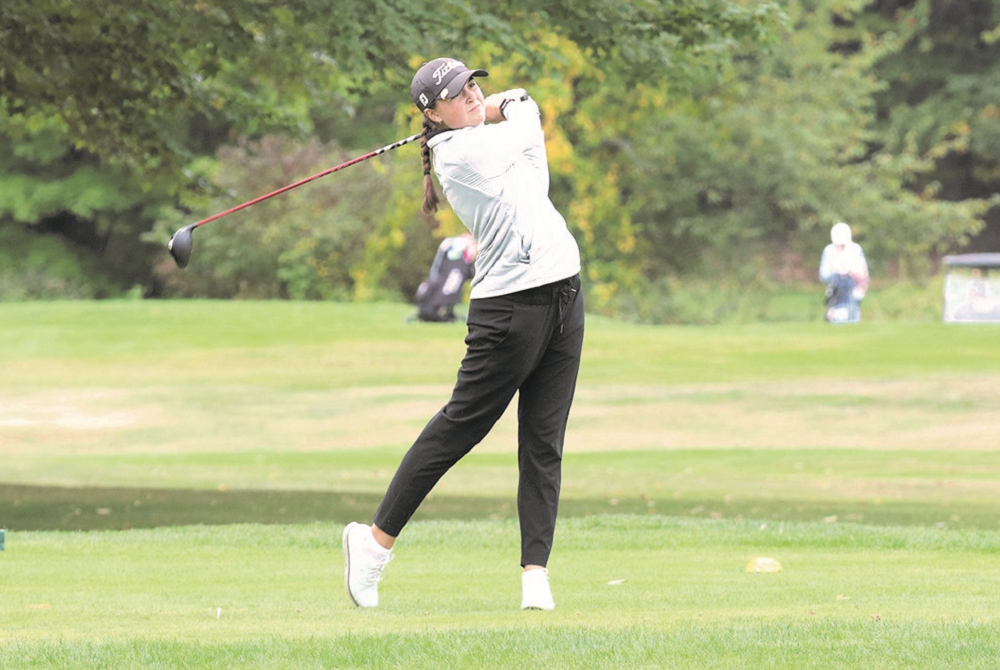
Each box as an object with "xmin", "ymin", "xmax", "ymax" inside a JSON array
[{"xmin": 2, "ymin": 0, "xmax": 1000, "ymax": 323}]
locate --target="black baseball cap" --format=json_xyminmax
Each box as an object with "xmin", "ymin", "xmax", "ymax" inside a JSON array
[{"xmin": 411, "ymin": 58, "xmax": 489, "ymax": 112}]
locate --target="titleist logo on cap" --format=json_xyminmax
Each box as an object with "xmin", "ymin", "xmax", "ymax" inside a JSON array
[{"xmin": 432, "ymin": 59, "xmax": 462, "ymax": 85}]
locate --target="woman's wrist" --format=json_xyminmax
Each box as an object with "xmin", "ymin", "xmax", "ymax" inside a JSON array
[
  {"xmin": 484, "ymin": 97, "xmax": 505, "ymax": 123},
  {"xmin": 484, "ymin": 93, "xmax": 508, "ymax": 123},
  {"xmin": 484, "ymin": 89, "xmax": 529, "ymax": 122}
]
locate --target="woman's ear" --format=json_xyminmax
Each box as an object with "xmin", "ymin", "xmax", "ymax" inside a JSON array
[{"xmin": 424, "ymin": 108, "xmax": 442, "ymax": 126}]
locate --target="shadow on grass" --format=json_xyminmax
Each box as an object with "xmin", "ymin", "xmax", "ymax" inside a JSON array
[{"xmin": 2, "ymin": 483, "xmax": 998, "ymax": 532}]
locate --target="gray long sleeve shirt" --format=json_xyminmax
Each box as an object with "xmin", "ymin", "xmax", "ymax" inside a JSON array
[{"xmin": 427, "ymin": 94, "xmax": 581, "ymax": 299}]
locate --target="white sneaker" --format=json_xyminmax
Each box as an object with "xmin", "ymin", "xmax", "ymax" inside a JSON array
[
  {"xmin": 342, "ymin": 522, "xmax": 392, "ymax": 608},
  {"xmin": 521, "ymin": 568, "xmax": 555, "ymax": 610}
]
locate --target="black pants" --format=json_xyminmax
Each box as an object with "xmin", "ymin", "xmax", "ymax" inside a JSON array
[{"xmin": 373, "ymin": 274, "xmax": 584, "ymax": 567}]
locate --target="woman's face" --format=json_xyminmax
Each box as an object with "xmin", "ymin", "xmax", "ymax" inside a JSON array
[{"xmin": 426, "ymin": 78, "xmax": 485, "ymax": 129}]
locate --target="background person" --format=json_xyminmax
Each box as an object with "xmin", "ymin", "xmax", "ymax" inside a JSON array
[
  {"xmin": 342, "ymin": 58, "xmax": 585, "ymax": 611},
  {"xmin": 819, "ymin": 222, "xmax": 869, "ymax": 323}
]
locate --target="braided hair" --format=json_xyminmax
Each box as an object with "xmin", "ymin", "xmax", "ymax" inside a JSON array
[{"xmin": 420, "ymin": 117, "xmax": 441, "ymax": 216}]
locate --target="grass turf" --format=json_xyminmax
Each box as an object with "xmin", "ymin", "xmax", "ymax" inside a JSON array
[
  {"xmin": 2, "ymin": 300, "xmax": 1000, "ymax": 668},
  {"xmin": 2, "ymin": 518, "xmax": 999, "ymax": 669}
]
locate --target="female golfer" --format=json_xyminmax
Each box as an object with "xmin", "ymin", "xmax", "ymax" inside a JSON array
[{"xmin": 343, "ymin": 57, "xmax": 584, "ymax": 610}]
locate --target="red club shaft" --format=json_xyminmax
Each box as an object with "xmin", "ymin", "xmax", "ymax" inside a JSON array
[{"xmin": 191, "ymin": 132, "xmax": 422, "ymax": 230}]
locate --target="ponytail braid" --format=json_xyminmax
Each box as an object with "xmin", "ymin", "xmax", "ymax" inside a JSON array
[{"xmin": 420, "ymin": 118, "xmax": 441, "ymax": 216}]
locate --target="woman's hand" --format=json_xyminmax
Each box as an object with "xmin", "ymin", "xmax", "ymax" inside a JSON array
[{"xmin": 485, "ymin": 89, "xmax": 529, "ymax": 123}]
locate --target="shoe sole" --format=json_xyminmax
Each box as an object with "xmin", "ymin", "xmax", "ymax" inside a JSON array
[
  {"xmin": 342, "ymin": 522, "xmax": 361, "ymax": 607},
  {"xmin": 521, "ymin": 599, "xmax": 555, "ymax": 610}
]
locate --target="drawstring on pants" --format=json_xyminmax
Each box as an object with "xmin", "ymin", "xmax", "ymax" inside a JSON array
[{"xmin": 506, "ymin": 274, "xmax": 581, "ymax": 334}]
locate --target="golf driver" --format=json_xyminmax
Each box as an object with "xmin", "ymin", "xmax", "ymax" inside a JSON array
[{"xmin": 168, "ymin": 132, "xmax": 422, "ymax": 268}]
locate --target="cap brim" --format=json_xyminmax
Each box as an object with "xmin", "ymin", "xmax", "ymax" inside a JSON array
[{"xmin": 441, "ymin": 69, "xmax": 489, "ymax": 100}]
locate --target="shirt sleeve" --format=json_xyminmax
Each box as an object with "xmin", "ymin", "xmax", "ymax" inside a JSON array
[
  {"xmin": 819, "ymin": 246, "xmax": 834, "ymax": 282},
  {"xmin": 501, "ymin": 96, "xmax": 548, "ymax": 186},
  {"xmin": 437, "ymin": 97, "xmax": 545, "ymax": 191}
]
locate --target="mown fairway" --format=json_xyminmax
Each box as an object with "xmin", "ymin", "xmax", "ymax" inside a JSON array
[{"xmin": 1, "ymin": 300, "xmax": 999, "ymax": 669}]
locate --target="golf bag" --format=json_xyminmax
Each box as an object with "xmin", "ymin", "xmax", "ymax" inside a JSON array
[
  {"xmin": 413, "ymin": 235, "xmax": 477, "ymax": 323},
  {"xmin": 825, "ymin": 274, "xmax": 861, "ymax": 323}
]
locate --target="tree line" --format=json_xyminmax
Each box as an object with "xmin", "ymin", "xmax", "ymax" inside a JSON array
[{"xmin": 2, "ymin": 0, "xmax": 998, "ymax": 322}]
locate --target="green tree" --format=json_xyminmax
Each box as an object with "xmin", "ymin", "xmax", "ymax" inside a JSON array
[
  {"xmin": 867, "ymin": 0, "xmax": 1000, "ymax": 252},
  {"xmin": 2, "ymin": 0, "xmax": 784, "ymax": 184},
  {"xmin": 2, "ymin": 0, "xmax": 785, "ymax": 299},
  {"xmin": 155, "ymin": 135, "xmax": 394, "ymax": 299},
  {"xmin": 0, "ymin": 118, "xmax": 166, "ymax": 298},
  {"xmin": 554, "ymin": 0, "xmax": 993, "ymax": 321}
]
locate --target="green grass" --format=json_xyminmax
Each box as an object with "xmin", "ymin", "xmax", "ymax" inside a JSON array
[
  {"xmin": 2, "ymin": 300, "xmax": 1000, "ymax": 668},
  {"xmin": 3, "ymin": 518, "xmax": 1000, "ymax": 669}
]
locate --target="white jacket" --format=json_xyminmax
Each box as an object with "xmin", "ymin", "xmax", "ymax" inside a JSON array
[
  {"xmin": 819, "ymin": 242, "xmax": 869, "ymax": 295},
  {"xmin": 427, "ymin": 95, "xmax": 580, "ymax": 299}
]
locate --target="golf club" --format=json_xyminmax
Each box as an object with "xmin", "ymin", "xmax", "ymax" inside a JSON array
[{"xmin": 168, "ymin": 132, "xmax": 423, "ymax": 268}]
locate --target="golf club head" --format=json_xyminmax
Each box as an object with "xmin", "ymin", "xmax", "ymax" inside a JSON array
[{"xmin": 168, "ymin": 224, "xmax": 196, "ymax": 268}]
